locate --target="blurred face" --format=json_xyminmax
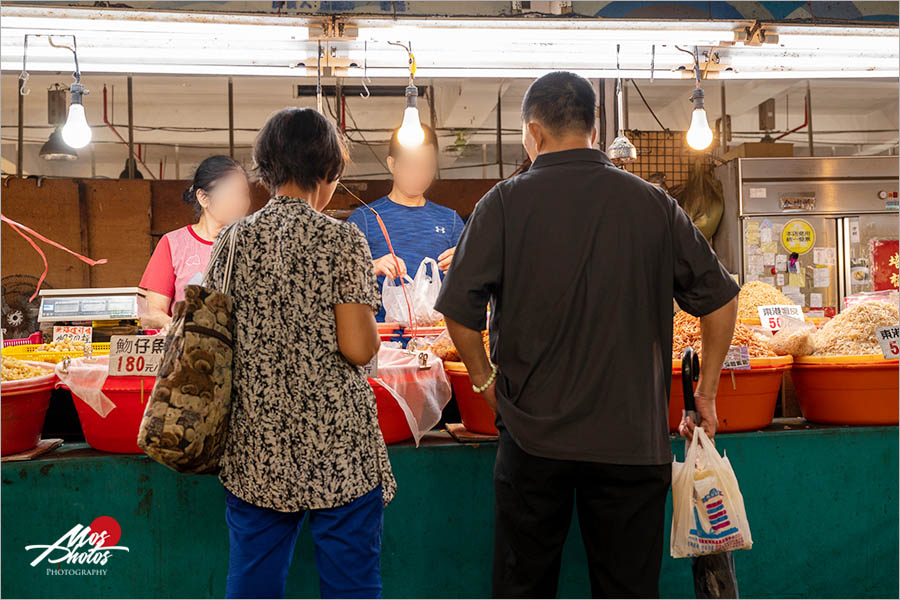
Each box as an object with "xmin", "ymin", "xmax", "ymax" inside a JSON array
[
  {"xmin": 387, "ymin": 143, "xmax": 438, "ymax": 197},
  {"xmin": 198, "ymin": 169, "xmax": 251, "ymax": 225}
]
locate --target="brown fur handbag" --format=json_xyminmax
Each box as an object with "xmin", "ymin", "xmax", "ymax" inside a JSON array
[{"xmin": 137, "ymin": 226, "xmax": 239, "ymax": 474}]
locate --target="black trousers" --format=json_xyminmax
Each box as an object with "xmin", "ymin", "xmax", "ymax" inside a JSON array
[{"xmin": 492, "ymin": 430, "xmax": 672, "ymax": 599}]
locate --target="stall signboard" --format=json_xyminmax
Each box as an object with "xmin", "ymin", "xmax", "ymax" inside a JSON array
[
  {"xmin": 53, "ymin": 326, "xmax": 92, "ymax": 342},
  {"xmin": 875, "ymin": 326, "xmax": 900, "ymax": 360},
  {"xmin": 757, "ymin": 305, "xmax": 805, "ymax": 334},
  {"xmin": 722, "ymin": 346, "xmax": 751, "ymax": 370},
  {"xmin": 108, "ymin": 335, "xmax": 166, "ymax": 376}
]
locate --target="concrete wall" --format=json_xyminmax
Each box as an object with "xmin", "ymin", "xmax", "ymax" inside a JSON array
[{"xmin": 1, "ymin": 426, "xmax": 897, "ymax": 598}]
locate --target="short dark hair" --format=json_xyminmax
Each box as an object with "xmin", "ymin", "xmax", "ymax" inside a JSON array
[
  {"xmin": 182, "ymin": 155, "xmax": 245, "ymax": 218},
  {"xmin": 521, "ymin": 71, "xmax": 596, "ymax": 136},
  {"xmin": 388, "ymin": 123, "xmax": 439, "ymax": 158},
  {"xmin": 252, "ymin": 107, "xmax": 346, "ymax": 193}
]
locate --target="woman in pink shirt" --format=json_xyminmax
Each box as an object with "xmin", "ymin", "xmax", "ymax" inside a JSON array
[{"xmin": 139, "ymin": 155, "xmax": 251, "ymax": 328}]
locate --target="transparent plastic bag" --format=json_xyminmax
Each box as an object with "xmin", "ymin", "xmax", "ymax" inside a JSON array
[
  {"xmin": 431, "ymin": 329, "xmax": 459, "ymax": 362},
  {"xmin": 55, "ymin": 356, "xmax": 116, "ymax": 417},
  {"xmin": 382, "ymin": 258, "xmax": 444, "ymax": 327},
  {"xmin": 671, "ymin": 427, "xmax": 753, "ymax": 558},
  {"xmin": 373, "ymin": 346, "xmax": 452, "ymax": 445},
  {"xmin": 768, "ymin": 315, "xmax": 817, "ymax": 357}
]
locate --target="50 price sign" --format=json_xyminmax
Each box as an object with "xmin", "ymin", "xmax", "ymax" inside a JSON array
[
  {"xmin": 876, "ymin": 326, "xmax": 900, "ymax": 360},
  {"xmin": 108, "ymin": 335, "xmax": 166, "ymax": 376},
  {"xmin": 757, "ymin": 305, "xmax": 805, "ymax": 335}
]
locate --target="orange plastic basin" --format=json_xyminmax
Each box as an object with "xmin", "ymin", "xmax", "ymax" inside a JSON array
[
  {"xmin": 669, "ymin": 356, "xmax": 792, "ymax": 433},
  {"xmin": 369, "ymin": 379, "xmax": 414, "ymax": 444},
  {"xmin": 791, "ymin": 355, "xmax": 899, "ymax": 425},
  {"xmin": 0, "ymin": 362, "xmax": 56, "ymax": 455},
  {"xmin": 443, "ymin": 361, "xmax": 498, "ymax": 435}
]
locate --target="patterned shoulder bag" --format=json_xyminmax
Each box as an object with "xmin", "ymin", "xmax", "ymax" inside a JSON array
[{"xmin": 137, "ymin": 225, "xmax": 239, "ymax": 474}]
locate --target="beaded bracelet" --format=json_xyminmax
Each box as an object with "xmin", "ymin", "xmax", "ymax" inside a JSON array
[{"xmin": 472, "ymin": 364, "xmax": 498, "ymax": 394}]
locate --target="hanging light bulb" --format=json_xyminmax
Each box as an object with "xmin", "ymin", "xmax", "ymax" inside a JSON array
[
  {"xmin": 683, "ymin": 45, "xmax": 713, "ymax": 151},
  {"xmin": 397, "ymin": 85, "xmax": 425, "ymax": 148},
  {"xmin": 686, "ymin": 97, "xmax": 714, "ymax": 150},
  {"xmin": 61, "ymin": 81, "xmax": 92, "ymax": 149}
]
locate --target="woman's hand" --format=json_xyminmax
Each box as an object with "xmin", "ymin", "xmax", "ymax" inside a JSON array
[{"xmin": 373, "ymin": 254, "xmax": 407, "ymax": 279}]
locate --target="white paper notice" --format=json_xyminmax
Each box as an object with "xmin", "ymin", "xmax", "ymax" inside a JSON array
[
  {"xmin": 759, "ymin": 276, "xmax": 775, "ymax": 286},
  {"xmin": 749, "ymin": 187, "xmax": 767, "ymax": 199},
  {"xmin": 813, "ymin": 266, "xmax": 831, "ymax": 288},
  {"xmin": 775, "ymin": 255, "xmax": 788, "ymax": 272},
  {"xmin": 809, "ymin": 293, "xmax": 823, "ymax": 308},
  {"xmin": 813, "ymin": 247, "xmax": 836, "ymax": 266},
  {"xmin": 776, "ymin": 274, "xmax": 785, "ymax": 286},
  {"xmin": 782, "ymin": 286, "xmax": 801, "ymax": 297},
  {"xmin": 849, "ymin": 218, "xmax": 860, "ymax": 244},
  {"xmin": 763, "ymin": 253, "xmax": 775, "ymax": 266}
]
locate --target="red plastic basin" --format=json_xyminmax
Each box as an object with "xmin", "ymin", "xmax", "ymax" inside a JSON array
[
  {"xmin": 369, "ymin": 379, "xmax": 414, "ymax": 444},
  {"xmin": 443, "ymin": 362, "xmax": 498, "ymax": 435},
  {"xmin": 668, "ymin": 356, "xmax": 792, "ymax": 433},
  {"xmin": 70, "ymin": 375, "xmax": 155, "ymax": 453},
  {"xmin": 1, "ymin": 361, "xmax": 57, "ymax": 455}
]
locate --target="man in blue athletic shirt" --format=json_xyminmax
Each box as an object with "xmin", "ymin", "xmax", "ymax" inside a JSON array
[{"xmin": 347, "ymin": 124, "xmax": 465, "ymax": 322}]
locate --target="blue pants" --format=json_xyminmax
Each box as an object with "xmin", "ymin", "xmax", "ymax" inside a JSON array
[{"xmin": 224, "ymin": 485, "xmax": 384, "ymax": 599}]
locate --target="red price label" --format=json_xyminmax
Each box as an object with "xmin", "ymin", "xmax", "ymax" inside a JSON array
[{"xmin": 115, "ymin": 355, "xmax": 147, "ymax": 373}]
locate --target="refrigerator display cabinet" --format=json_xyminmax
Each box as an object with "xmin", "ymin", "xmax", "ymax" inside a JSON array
[{"xmin": 714, "ymin": 157, "xmax": 899, "ymax": 317}]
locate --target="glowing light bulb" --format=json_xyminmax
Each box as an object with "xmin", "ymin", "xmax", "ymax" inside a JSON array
[
  {"xmin": 686, "ymin": 107, "xmax": 713, "ymax": 150},
  {"xmin": 61, "ymin": 103, "xmax": 92, "ymax": 149},
  {"xmin": 397, "ymin": 106, "xmax": 425, "ymax": 148}
]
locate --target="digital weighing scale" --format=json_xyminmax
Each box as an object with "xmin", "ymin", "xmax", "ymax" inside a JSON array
[{"xmin": 37, "ymin": 287, "xmax": 148, "ymax": 341}]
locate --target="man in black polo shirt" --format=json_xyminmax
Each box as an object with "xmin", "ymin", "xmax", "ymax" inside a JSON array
[{"xmin": 434, "ymin": 71, "xmax": 739, "ymax": 598}]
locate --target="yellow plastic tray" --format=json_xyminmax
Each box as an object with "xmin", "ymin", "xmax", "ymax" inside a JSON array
[{"xmin": 2, "ymin": 343, "xmax": 111, "ymax": 363}]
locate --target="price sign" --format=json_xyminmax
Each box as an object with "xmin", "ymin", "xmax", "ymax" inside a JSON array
[
  {"xmin": 722, "ymin": 346, "xmax": 751, "ymax": 371},
  {"xmin": 53, "ymin": 326, "xmax": 92, "ymax": 342},
  {"xmin": 876, "ymin": 326, "xmax": 900, "ymax": 360},
  {"xmin": 108, "ymin": 335, "xmax": 166, "ymax": 376},
  {"xmin": 757, "ymin": 305, "xmax": 805, "ymax": 334},
  {"xmin": 361, "ymin": 353, "xmax": 378, "ymax": 379}
]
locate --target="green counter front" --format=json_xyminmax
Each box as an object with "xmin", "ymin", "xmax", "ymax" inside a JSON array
[{"xmin": 1, "ymin": 422, "xmax": 897, "ymax": 599}]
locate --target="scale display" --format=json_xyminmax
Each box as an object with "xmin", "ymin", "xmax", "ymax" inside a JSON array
[{"xmin": 38, "ymin": 289, "xmax": 142, "ymax": 323}]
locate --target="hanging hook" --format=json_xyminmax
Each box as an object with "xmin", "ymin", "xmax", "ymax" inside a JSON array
[
  {"xmin": 19, "ymin": 34, "xmax": 31, "ymax": 96},
  {"xmin": 360, "ymin": 40, "xmax": 371, "ymax": 99},
  {"xmin": 650, "ymin": 44, "xmax": 655, "ymax": 83}
]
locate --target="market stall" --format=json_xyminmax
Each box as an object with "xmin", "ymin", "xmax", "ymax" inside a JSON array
[{"xmin": 0, "ymin": 2, "xmax": 898, "ymax": 598}]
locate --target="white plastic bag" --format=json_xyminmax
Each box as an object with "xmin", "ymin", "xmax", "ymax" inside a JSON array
[
  {"xmin": 373, "ymin": 345, "xmax": 452, "ymax": 445},
  {"xmin": 55, "ymin": 356, "xmax": 116, "ymax": 418},
  {"xmin": 671, "ymin": 427, "xmax": 753, "ymax": 558},
  {"xmin": 382, "ymin": 257, "xmax": 444, "ymax": 326}
]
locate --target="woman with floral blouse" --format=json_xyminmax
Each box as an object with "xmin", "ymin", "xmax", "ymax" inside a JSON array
[{"xmin": 207, "ymin": 107, "xmax": 396, "ymax": 599}]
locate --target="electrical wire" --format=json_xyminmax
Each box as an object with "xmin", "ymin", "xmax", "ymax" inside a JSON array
[{"xmin": 628, "ymin": 79, "xmax": 669, "ymax": 132}]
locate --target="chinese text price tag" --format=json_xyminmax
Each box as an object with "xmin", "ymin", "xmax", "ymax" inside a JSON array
[
  {"xmin": 875, "ymin": 326, "xmax": 900, "ymax": 360},
  {"xmin": 757, "ymin": 305, "xmax": 804, "ymax": 334},
  {"xmin": 722, "ymin": 346, "xmax": 751, "ymax": 371},
  {"xmin": 53, "ymin": 326, "xmax": 92, "ymax": 343},
  {"xmin": 108, "ymin": 335, "xmax": 166, "ymax": 376}
]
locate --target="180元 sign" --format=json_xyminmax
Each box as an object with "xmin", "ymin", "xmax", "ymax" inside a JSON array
[{"xmin": 108, "ymin": 335, "xmax": 166, "ymax": 376}]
